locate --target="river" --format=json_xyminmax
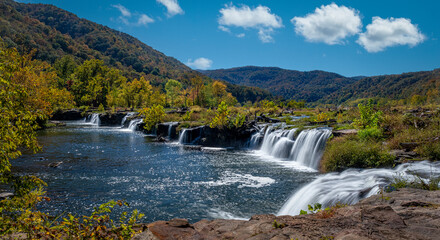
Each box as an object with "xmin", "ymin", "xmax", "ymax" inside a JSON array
[{"xmin": 13, "ymin": 122, "xmax": 318, "ymax": 222}]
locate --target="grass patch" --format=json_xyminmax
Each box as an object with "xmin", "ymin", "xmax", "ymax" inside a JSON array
[{"xmin": 321, "ymin": 136, "xmax": 395, "ymax": 172}]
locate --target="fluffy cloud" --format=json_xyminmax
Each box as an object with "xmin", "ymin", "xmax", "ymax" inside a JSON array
[
  {"xmin": 112, "ymin": 4, "xmax": 131, "ymax": 17},
  {"xmin": 156, "ymin": 0, "xmax": 184, "ymax": 17},
  {"xmin": 291, "ymin": 3, "xmax": 362, "ymax": 45},
  {"xmin": 218, "ymin": 4, "xmax": 283, "ymax": 43},
  {"xmin": 357, "ymin": 17, "xmax": 425, "ymax": 52},
  {"xmin": 186, "ymin": 58, "xmax": 213, "ymax": 70},
  {"xmin": 138, "ymin": 14, "xmax": 155, "ymax": 26}
]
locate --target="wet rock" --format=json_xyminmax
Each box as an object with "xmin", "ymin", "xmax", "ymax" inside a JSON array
[
  {"xmin": 332, "ymin": 129, "xmax": 358, "ymax": 137},
  {"xmin": 99, "ymin": 112, "xmax": 127, "ymax": 126},
  {"xmin": 48, "ymin": 161, "xmax": 63, "ymax": 168},
  {"xmin": 0, "ymin": 192, "xmax": 14, "ymax": 200},
  {"xmin": 399, "ymin": 142, "xmax": 419, "ymax": 152},
  {"xmin": 50, "ymin": 109, "xmax": 83, "ymax": 120}
]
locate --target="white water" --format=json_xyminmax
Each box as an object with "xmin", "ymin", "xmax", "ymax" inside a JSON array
[
  {"xmin": 82, "ymin": 113, "xmax": 100, "ymax": 126},
  {"xmin": 290, "ymin": 129, "xmax": 332, "ymax": 169},
  {"xmin": 127, "ymin": 119, "xmax": 143, "ymax": 131},
  {"xmin": 251, "ymin": 126, "xmax": 332, "ymax": 170},
  {"xmin": 121, "ymin": 112, "xmax": 135, "ymax": 127},
  {"xmin": 164, "ymin": 122, "xmax": 178, "ymax": 139},
  {"xmin": 278, "ymin": 161, "xmax": 440, "ymax": 216},
  {"xmin": 178, "ymin": 127, "xmax": 202, "ymax": 145},
  {"xmin": 178, "ymin": 129, "xmax": 188, "ymax": 144}
]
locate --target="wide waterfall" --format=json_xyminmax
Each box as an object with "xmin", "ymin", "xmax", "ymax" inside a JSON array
[
  {"xmin": 251, "ymin": 126, "xmax": 332, "ymax": 170},
  {"xmin": 84, "ymin": 113, "xmax": 101, "ymax": 126},
  {"xmin": 278, "ymin": 161, "xmax": 440, "ymax": 216}
]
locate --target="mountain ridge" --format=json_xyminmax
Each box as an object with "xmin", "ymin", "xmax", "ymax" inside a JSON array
[
  {"xmin": 201, "ymin": 66, "xmax": 357, "ymax": 103},
  {"xmin": 0, "ymin": 0, "xmax": 272, "ymax": 102}
]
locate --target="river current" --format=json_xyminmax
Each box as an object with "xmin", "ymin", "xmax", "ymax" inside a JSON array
[{"xmin": 13, "ymin": 123, "xmax": 317, "ymax": 222}]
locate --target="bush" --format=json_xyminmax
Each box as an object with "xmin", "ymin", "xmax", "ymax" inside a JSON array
[
  {"xmin": 209, "ymin": 101, "xmax": 230, "ymax": 129},
  {"xmin": 415, "ymin": 141, "xmax": 440, "ymax": 160},
  {"xmin": 140, "ymin": 104, "xmax": 165, "ymax": 131},
  {"xmin": 321, "ymin": 136, "xmax": 395, "ymax": 172},
  {"xmin": 358, "ymin": 127, "xmax": 383, "ymax": 141}
]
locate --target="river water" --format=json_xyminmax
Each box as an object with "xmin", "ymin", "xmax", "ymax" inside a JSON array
[
  {"xmin": 13, "ymin": 120, "xmax": 440, "ymax": 223},
  {"xmin": 13, "ymin": 123, "xmax": 318, "ymax": 222}
]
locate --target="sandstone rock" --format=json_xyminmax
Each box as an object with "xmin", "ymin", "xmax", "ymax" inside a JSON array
[{"xmin": 136, "ymin": 188, "xmax": 440, "ymax": 240}]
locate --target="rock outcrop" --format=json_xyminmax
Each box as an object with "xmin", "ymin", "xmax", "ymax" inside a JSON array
[
  {"xmin": 50, "ymin": 109, "xmax": 83, "ymax": 120},
  {"xmin": 133, "ymin": 188, "xmax": 440, "ymax": 240}
]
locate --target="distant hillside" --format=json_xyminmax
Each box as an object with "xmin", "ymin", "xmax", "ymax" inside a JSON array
[
  {"xmin": 201, "ymin": 66, "xmax": 356, "ymax": 102},
  {"xmin": 0, "ymin": 0, "xmax": 271, "ymax": 102},
  {"xmin": 0, "ymin": 0, "xmax": 192, "ymax": 81},
  {"xmin": 321, "ymin": 68, "xmax": 440, "ymax": 105}
]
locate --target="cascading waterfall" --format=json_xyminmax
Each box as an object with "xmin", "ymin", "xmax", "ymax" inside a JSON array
[
  {"xmin": 165, "ymin": 122, "xmax": 179, "ymax": 139},
  {"xmin": 252, "ymin": 126, "xmax": 331, "ymax": 169},
  {"xmin": 127, "ymin": 119, "xmax": 143, "ymax": 131},
  {"xmin": 179, "ymin": 129, "xmax": 189, "ymax": 144},
  {"xmin": 83, "ymin": 113, "xmax": 101, "ymax": 126},
  {"xmin": 260, "ymin": 126, "xmax": 297, "ymax": 159},
  {"xmin": 278, "ymin": 161, "xmax": 440, "ymax": 216},
  {"xmin": 121, "ymin": 112, "xmax": 135, "ymax": 127},
  {"xmin": 289, "ymin": 129, "xmax": 332, "ymax": 169},
  {"xmin": 178, "ymin": 127, "xmax": 203, "ymax": 144}
]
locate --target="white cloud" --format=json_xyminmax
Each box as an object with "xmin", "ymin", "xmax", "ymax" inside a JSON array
[
  {"xmin": 218, "ymin": 4, "xmax": 283, "ymax": 43},
  {"xmin": 186, "ymin": 58, "xmax": 213, "ymax": 70},
  {"xmin": 112, "ymin": 4, "xmax": 131, "ymax": 17},
  {"xmin": 138, "ymin": 14, "xmax": 155, "ymax": 26},
  {"xmin": 156, "ymin": 0, "xmax": 184, "ymax": 17},
  {"xmin": 291, "ymin": 3, "xmax": 362, "ymax": 45},
  {"xmin": 218, "ymin": 25, "xmax": 231, "ymax": 33},
  {"xmin": 357, "ymin": 17, "xmax": 425, "ymax": 52},
  {"xmin": 236, "ymin": 33, "xmax": 245, "ymax": 38}
]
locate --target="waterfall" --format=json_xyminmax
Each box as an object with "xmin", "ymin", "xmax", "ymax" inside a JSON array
[
  {"xmin": 84, "ymin": 113, "xmax": 100, "ymax": 126},
  {"xmin": 179, "ymin": 129, "xmax": 188, "ymax": 144},
  {"xmin": 278, "ymin": 161, "xmax": 440, "ymax": 216},
  {"xmin": 178, "ymin": 127, "xmax": 203, "ymax": 145},
  {"xmin": 121, "ymin": 112, "xmax": 135, "ymax": 127},
  {"xmin": 165, "ymin": 122, "xmax": 179, "ymax": 139},
  {"xmin": 260, "ymin": 126, "xmax": 297, "ymax": 158},
  {"xmin": 289, "ymin": 129, "xmax": 332, "ymax": 169},
  {"xmin": 252, "ymin": 126, "xmax": 331, "ymax": 170},
  {"xmin": 127, "ymin": 119, "xmax": 143, "ymax": 131}
]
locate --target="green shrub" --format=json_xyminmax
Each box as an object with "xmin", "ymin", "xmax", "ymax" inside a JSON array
[
  {"xmin": 415, "ymin": 141, "xmax": 440, "ymax": 160},
  {"xmin": 140, "ymin": 104, "xmax": 165, "ymax": 131},
  {"xmin": 358, "ymin": 127, "xmax": 383, "ymax": 141},
  {"xmin": 321, "ymin": 137, "xmax": 395, "ymax": 172},
  {"xmin": 209, "ymin": 101, "xmax": 230, "ymax": 129},
  {"xmin": 353, "ymin": 99, "xmax": 382, "ymax": 129}
]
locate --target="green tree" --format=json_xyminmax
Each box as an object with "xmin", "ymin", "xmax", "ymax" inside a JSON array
[
  {"xmin": 353, "ymin": 99, "xmax": 383, "ymax": 129},
  {"xmin": 140, "ymin": 104, "xmax": 165, "ymax": 131},
  {"xmin": 0, "ymin": 44, "xmax": 73, "ymax": 174},
  {"xmin": 210, "ymin": 101, "xmax": 230, "ymax": 129},
  {"xmin": 165, "ymin": 79, "xmax": 182, "ymax": 107}
]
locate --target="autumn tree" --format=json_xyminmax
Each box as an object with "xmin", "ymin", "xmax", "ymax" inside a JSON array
[
  {"xmin": 165, "ymin": 79, "xmax": 182, "ymax": 107},
  {"xmin": 0, "ymin": 43, "xmax": 73, "ymax": 177}
]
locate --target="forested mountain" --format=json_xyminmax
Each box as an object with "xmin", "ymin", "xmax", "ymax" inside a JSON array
[
  {"xmin": 0, "ymin": 0, "xmax": 271, "ymax": 102},
  {"xmin": 201, "ymin": 66, "xmax": 357, "ymax": 102},
  {"xmin": 321, "ymin": 68, "xmax": 440, "ymax": 105}
]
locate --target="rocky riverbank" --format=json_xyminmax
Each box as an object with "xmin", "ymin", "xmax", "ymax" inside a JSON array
[{"xmin": 132, "ymin": 188, "xmax": 440, "ymax": 240}]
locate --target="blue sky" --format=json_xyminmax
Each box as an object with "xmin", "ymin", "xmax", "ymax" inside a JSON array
[{"xmin": 18, "ymin": 0, "xmax": 440, "ymax": 77}]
